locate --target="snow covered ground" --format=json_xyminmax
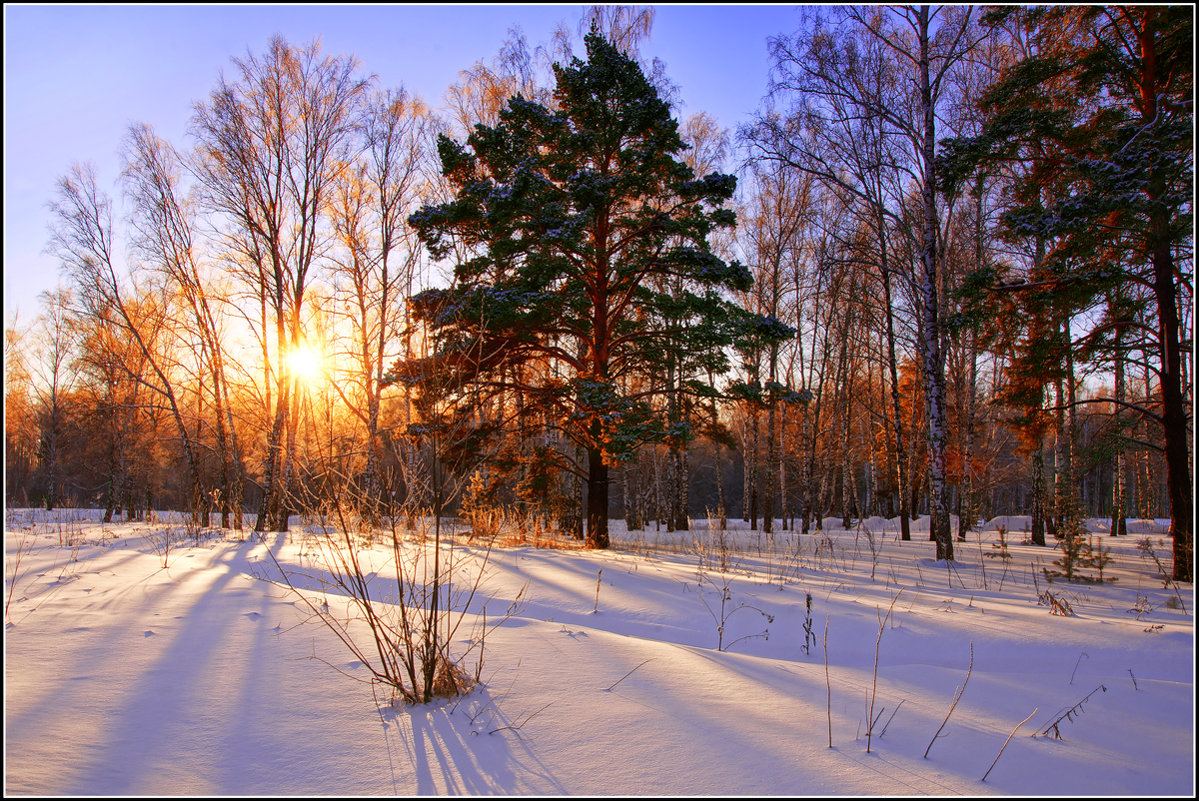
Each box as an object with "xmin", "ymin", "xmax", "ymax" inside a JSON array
[{"xmin": 4, "ymin": 507, "xmax": 1194, "ymax": 795}]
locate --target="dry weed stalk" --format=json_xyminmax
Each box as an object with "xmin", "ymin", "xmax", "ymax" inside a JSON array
[
  {"xmin": 801, "ymin": 592, "xmax": 815, "ymax": 656},
  {"xmin": 924, "ymin": 641, "xmax": 973, "ymax": 758},
  {"xmin": 1069, "ymin": 651, "xmax": 1089, "ymax": 684},
  {"xmin": 5, "ymin": 528, "xmax": 36, "ymax": 621},
  {"xmin": 879, "ymin": 700, "xmax": 904, "ymax": 738},
  {"xmin": 821, "ymin": 615, "xmax": 832, "ymax": 748},
  {"xmin": 604, "ymin": 657, "xmax": 655, "ymax": 691},
  {"xmin": 1034, "ymin": 684, "xmax": 1107, "ymax": 740},
  {"xmin": 1037, "ymin": 589, "xmax": 1075, "ymax": 616},
  {"xmin": 1135, "ymin": 537, "xmax": 1187, "ymax": 612},
  {"xmin": 981, "ymin": 707, "xmax": 1037, "ymax": 782},
  {"xmin": 866, "ymin": 591, "xmax": 901, "ymax": 753}
]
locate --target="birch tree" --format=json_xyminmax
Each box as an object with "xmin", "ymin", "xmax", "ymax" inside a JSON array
[{"xmin": 190, "ymin": 37, "xmax": 370, "ymax": 531}]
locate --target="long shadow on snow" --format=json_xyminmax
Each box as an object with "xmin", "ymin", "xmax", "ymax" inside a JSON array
[{"xmin": 65, "ymin": 536, "xmax": 275, "ymax": 794}]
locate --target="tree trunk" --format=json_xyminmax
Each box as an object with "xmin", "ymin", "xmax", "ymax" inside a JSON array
[
  {"xmin": 763, "ymin": 360, "xmax": 777, "ymax": 535},
  {"xmin": 714, "ymin": 444, "xmax": 728, "ymax": 530},
  {"xmin": 1153, "ymin": 231, "xmax": 1193, "ymax": 581},
  {"xmin": 882, "ymin": 260, "xmax": 911, "ymax": 541},
  {"xmin": 1031, "ymin": 445, "xmax": 1046, "ymax": 546},
  {"xmin": 1137, "ymin": 4, "xmax": 1192, "ymax": 583},
  {"xmin": 748, "ymin": 404, "xmax": 760, "ymax": 530},
  {"xmin": 586, "ymin": 445, "xmax": 610, "ymax": 549},
  {"xmin": 1110, "ymin": 306, "xmax": 1127, "ymax": 537},
  {"xmin": 917, "ymin": 7, "xmax": 952, "ymax": 561},
  {"xmin": 958, "ymin": 335, "xmax": 978, "ymax": 541},
  {"xmin": 673, "ymin": 447, "xmax": 690, "ymax": 532}
]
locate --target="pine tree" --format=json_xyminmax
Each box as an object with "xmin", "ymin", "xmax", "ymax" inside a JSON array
[
  {"xmin": 942, "ymin": 7, "xmax": 1193, "ymax": 581},
  {"xmin": 408, "ymin": 33, "xmax": 784, "ymax": 548}
]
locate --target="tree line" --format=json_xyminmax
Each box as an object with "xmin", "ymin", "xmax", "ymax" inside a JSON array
[{"xmin": 4, "ymin": 6, "xmax": 1192, "ymax": 580}]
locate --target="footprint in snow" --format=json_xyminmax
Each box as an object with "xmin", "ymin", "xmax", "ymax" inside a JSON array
[
  {"xmin": 143, "ymin": 630, "xmax": 156, "ymax": 637},
  {"xmin": 244, "ymin": 611, "xmax": 262, "ymax": 620}
]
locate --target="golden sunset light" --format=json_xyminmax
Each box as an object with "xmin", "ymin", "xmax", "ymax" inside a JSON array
[
  {"xmin": 4, "ymin": 5, "xmax": 1191, "ymax": 797},
  {"xmin": 286, "ymin": 342, "xmax": 325, "ymax": 385}
]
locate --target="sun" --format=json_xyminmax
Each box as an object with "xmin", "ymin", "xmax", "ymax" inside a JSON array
[{"xmin": 286, "ymin": 343, "xmax": 325, "ymax": 384}]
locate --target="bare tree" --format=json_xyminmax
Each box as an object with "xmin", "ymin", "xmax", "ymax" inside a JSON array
[
  {"xmin": 123, "ymin": 123, "xmax": 247, "ymax": 529},
  {"xmin": 327, "ymin": 87, "xmax": 432, "ymax": 523},
  {"xmin": 739, "ymin": 162, "xmax": 811, "ymax": 533},
  {"xmin": 190, "ymin": 37, "xmax": 371, "ymax": 531},
  {"xmin": 745, "ymin": 6, "xmax": 985, "ymax": 559},
  {"xmin": 4, "ymin": 316, "xmax": 40, "ymax": 504},
  {"xmin": 47, "ymin": 163, "xmax": 209, "ymax": 522},
  {"xmin": 25, "ymin": 289, "xmax": 79, "ymax": 509}
]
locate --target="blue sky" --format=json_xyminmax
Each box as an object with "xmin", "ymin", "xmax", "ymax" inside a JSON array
[{"xmin": 4, "ymin": 4, "xmax": 804, "ymax": 322}]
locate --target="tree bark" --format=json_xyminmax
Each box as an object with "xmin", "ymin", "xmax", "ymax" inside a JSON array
[
  {"xmin": 917, "ymin": 6, "xmax": 953, "ymax": 561},
  {"xmin": 586, "ymin": 444, "xmax": 610, "ymax": 549}
]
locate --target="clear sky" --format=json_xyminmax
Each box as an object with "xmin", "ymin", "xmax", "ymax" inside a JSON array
[{"xmin": 3, "ymin": 3, "xmax": 805, "ymax": 323}]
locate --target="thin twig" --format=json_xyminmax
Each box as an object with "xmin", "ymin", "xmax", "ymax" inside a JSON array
[
  {"xmin": 604, "ymin": 658, "xmax": 656, "ymax": 691},
  {"xmin": 924, "ymin": 641, "xmax": 974, "ymax": 759},
  {"xmin": 879, "ymin": 699, "xmax": 905, "ymax": 738},
  {"xmin": 822, "ymin": 615, "xmax": 832, "ymax": 748},
  {"xmin": 981, "ymin": 708, "xmax": 1037, "ymax": 783},
  {"xmin": 489, "ymin": 701, "xmax": 554, "ymax": 736},
  {"xmin": 866, "ymin": 591, "xmax": 901, "ymax": 753},
  {"xmin": 1069, "ymin": 650, "xmax": 1089, "ymax": 685}
]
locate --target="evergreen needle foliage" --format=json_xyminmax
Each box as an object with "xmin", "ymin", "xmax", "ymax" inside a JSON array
[{"xmin": 408, "ymin": 32, "xmax": 788, "ymax": 549}]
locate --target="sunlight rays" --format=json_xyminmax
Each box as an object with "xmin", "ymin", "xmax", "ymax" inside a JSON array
[{"xmin": 286, "ymin": 342, "xmax": 326, "ymax": 385}]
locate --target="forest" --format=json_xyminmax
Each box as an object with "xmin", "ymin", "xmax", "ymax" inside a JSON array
[{"xmin": 3, "ymin": 6, "xmax": 1193, "ymax": 582}]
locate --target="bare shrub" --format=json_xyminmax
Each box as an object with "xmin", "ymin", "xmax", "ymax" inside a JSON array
[
  {"xmin": 266, "ymin": 484, "xmax": 514, "ymax": 706},
  {"xmin": 692, "ymin": 510, "xmax": 736, "ymax": 576},
  {"xmin": 143, "ymin": 523, "xmax": 180, "ymax": 568},
  {"xmin": 691, "ymin": 572, "xmax": 772, "ymax": 652}
]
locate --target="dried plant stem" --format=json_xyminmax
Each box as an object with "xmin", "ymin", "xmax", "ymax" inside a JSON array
[
  {"xmin": 1069, "ymin": 650, "xmax": 1089, "ymax": 684},
  {"xmin": 593, "ymin": 569, "xmax": 603, "ymax": 613},
  {"xmin": 5, "ymin": 529, "xmax": 35, "ymax": 621},
  {"xmin": 821, "ymin": 615, "xmax": 832, "ymax": 748},
  {"xmin": 604, "ymin": 658, "xmax": 655, "ymax": 691},
  {"xmin": 489, "ymin": 701, "xmax": 554, "ymax": 736},
  {"xmin": 924, "ymin": 641, "xmax": 974, "ymax": 758},
  {"xmin": 981, "ymin": 708, "xmax": 1037, "ymax": 782},
  {"xmin": 879, "ymin": 699, "xmax": 905, "ymax": 738},
  {"xmin": 866, "ymin": 591, "xmax": 900, "ymax": 753},
  {"xmin": 1035, "ymin": 684, "xmax": 1107, "ymax": 740}
]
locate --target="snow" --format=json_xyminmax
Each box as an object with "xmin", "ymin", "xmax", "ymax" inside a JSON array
[{"xmin": 5, "ymin": 507, "xmax": 1194, "ymax": 795}]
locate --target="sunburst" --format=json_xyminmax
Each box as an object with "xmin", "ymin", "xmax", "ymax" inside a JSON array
[{"xmin": 286, "ymin": 343, "xmax": 325, "ymax": 384}]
